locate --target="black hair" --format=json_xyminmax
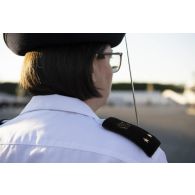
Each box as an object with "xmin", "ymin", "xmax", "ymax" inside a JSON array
[{"xmin": 20, "ymin": 43, "xmax": 108, "ymax": 101}]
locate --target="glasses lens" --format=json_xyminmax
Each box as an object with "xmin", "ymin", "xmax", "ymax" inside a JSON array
[{"xmin": 109, "ymin": 54, "xmax": 120, "ymax": 73}]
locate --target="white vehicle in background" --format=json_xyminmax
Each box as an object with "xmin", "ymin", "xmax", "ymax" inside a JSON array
[
  {"xmin": 162, "ymin": 84, "xmax": 195, "ymax": 115},
  {"xmin": 162, "ymin": 84, "xmax": 195, "ymax": 105}
]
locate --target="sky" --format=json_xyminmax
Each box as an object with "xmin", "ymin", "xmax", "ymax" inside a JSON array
[{"xmin": 0, "ymin": 33, "xmax": 195, "ymax": 85}]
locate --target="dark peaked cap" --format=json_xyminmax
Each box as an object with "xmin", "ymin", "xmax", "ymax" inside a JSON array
[{"xmin": 3, "ymin": 33, "xmax": 125, "ymax": 56}]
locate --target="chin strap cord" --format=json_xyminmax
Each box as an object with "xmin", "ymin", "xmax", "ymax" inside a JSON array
[{"xmin": 125, "ymin": 35, "xmax": 139, "ymax": 126}]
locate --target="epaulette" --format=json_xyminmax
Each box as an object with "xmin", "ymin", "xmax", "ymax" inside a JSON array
[{"xmin": 102, "ymin": 117, "xmax": 161, "ymax": 157}]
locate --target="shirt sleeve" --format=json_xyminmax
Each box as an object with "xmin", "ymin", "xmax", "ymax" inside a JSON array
[{"xmin": 152, "ymin": 147, "xmax": 168, "ymax": 163}]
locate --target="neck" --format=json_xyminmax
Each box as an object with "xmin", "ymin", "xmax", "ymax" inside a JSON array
[{"xmin": 84, "ymin": 97, "xmax": 105, "ymax": 112}]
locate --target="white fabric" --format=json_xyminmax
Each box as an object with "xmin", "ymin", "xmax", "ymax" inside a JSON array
[{"xmin": 0, "ymin": 94, "xmax": 167, "ymax": 163}]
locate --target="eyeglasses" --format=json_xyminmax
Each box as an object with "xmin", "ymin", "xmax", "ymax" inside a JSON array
[{"xmin": 96, "ymin": 52, "xmax": 123, "ymax": 73}]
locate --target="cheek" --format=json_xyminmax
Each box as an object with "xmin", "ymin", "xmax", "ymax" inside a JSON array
[
  {"xmin": 105, "ymin": 65, "xmax": 113, "ymax": 82},
  {"xmin": 96, "ymin": 63, "xmax": 112, "ymax": 81},
  {"xmin": 93, "ymin": 59, "xmax": 113, "ymax": 88},
  {"xmin": 99, "ymin": 65, "xmax": 112, "ymax": 93}
]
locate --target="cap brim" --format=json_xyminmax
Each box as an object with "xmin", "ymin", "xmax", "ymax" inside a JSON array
[{"xmin": 3, "ymin": 33, "xmax": 125, "ymax": 56}]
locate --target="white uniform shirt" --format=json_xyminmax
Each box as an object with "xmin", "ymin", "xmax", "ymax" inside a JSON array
[{"xmin": 0, "ymin": 95, "xmax": 167, "ymax": 163}]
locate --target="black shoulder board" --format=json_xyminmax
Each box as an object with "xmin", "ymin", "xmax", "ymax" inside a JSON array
[{"xmin": 102, "ymin": 117, "xmax": 161, "ymax": 157}]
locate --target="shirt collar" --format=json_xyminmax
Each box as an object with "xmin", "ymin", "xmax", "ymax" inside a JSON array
[{"xmin": 20, "ymin": 94, "xmax": 100, "ymax": 121}]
